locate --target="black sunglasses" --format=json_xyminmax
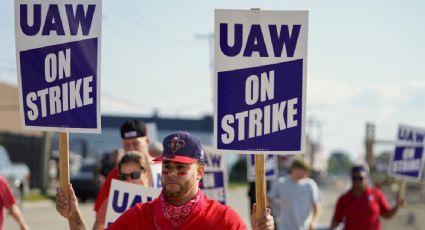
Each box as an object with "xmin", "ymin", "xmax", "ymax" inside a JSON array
[
  {"xmin": 352, "ymin": 176, "xmax": 365, "ymax": 181},
  {"xmin": 119, "ymin": 168, "xmax": 145, "ymax": 180}
]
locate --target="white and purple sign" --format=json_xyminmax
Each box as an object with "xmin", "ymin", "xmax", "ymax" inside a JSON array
[
  {"xmin": 214, "ymin": 9, "xmax": 308, "ymax": 154},
  {"xmin": 150, "ymin": 163, "xmax": 163, "ymax": 188},
  {"xmin": 105, "ymin": 179, "xmax": 161, "ymax": 228},
  {"xmin": 389, "ymin": 124, "xmax": 425, "ymax": 180},
  {"xmin": 15, "ymin": 0, "xmax": 102, "ymax": 133},
  {"xmin": 247, "ymin": 154, "xmax": 277, "ymax": 181},
  {"xmin": 200, "ymin": 150, "xmax": 227, "ymax": 204}
]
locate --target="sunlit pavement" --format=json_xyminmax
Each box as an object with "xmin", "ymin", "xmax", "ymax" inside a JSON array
[
  {"xmin": 3, "ymin": 185, "xmax": 339, "ymax": 230},
  {"xmin": 4, "ymin": 198, "xmax": 95, "ymax": 230},
  {"xmin": 4, "ymin": 185, "xmax": 424, "ymax": 230}
]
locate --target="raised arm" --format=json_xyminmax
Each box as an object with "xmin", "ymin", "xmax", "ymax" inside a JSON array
[
  {"xmin": 382, "ymin": 197, "xmax": 404, "ymax": 219},
  {"xmin": 55, "ymin": 184, "xmax": 88, "ymax": 230},
  {"xmin": 251, "ymin": 203, "xmax": 275, "ymax": 230}
]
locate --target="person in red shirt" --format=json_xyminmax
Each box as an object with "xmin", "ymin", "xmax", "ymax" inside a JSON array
[
  {"xmin": 330, "ymin": 165, "xmax": 404, "ymax": 230},
  {"xmin": 56, "ymin": 131, "xmax": 275, "ymax": 230},
  {"xmin": 108, "ymin": 131, "xmax": 274, "ymax": 230},
  {"xmin": 93, "ymin": 119, "xmax": 151, "ymax": 215},
  {"xmin": 0, "ymin": 176, "xmax": 29, "ymax": 230}
]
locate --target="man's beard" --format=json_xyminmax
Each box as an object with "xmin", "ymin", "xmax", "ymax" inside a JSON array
[
  {"xmin": 163, "ymin": 178, "xmax": 195, "ymax": 200},
  {"xmin": 163, "ymin": 183, "xmax": 184, "ymax": 198}
]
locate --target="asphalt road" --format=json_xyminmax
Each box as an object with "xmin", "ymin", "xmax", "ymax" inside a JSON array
[
  {"xmin": 4, "ymin": 185, "xmax": 423, "ymax": 230},
  {"xmin": 4, "ymin": 198, "xmax": 95, "ymax": 230},
  {"xmin": 3, "ymin": 185, "xmax": 334, "ymax": 230},
  {"xmin": 4, "ymin": 188, "xmax": 251, "ymax": 230}
]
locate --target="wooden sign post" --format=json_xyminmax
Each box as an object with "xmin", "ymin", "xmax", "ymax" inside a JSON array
[
  {"xmin": 399, "ymin": 178, "xmax": 406, "ymax": 202},
  {"xmin": 59, "ymin": 133, "xmax": 70, "ymax": 199},
  {"xmin": 255, "ymin": 154, "xmax": 267, "ymax": 218}
]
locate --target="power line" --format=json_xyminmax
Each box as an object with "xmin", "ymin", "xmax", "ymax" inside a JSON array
[
  {"xmin": 102, "ymin": 91, "xmax": 210, "ymax": 111},
  {"xmin": 108, "ymin": 0, "xmax": 195, "ymax": 46}
]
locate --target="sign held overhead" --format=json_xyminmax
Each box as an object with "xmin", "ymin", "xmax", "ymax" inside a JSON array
[
  {"xmin": 389, "ymin": 124, "xmax": 425, "ymax": 181},
  {"xmin": 15, "ymin": 0, "xmax": 102, "ymax": 133},
  {"xmin": 214, "ymin": 9, "xmax": 308, "ymax": 154}
]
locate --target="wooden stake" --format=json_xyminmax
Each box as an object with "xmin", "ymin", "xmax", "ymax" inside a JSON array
[
  {"xmin": 59, "ymin": 132, "xmax": 70, "ymax": 199},
  {"xmin": 255, "ymin": 154, "xmax": 267, "ymax": 218},
  {"xmin": 399, "ymin": 178, "xmax": 406, "ymax": 202}
]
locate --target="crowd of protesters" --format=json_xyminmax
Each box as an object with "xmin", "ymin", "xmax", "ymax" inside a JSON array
[{"xmin": 0, "ymin": 119, "xmax": 406, "ymax": 230}]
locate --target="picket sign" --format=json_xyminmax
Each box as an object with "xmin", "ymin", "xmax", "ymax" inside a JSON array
[
  {"xmin": 105, "ymin": 180, "xmax": 161, "ymax": 228},
  {"xmin": 214, "ymin": 8, "xmax": 308, "ymax": 217},
  {"xmin": 248, "ymin": 154, "xmax": 277, "ymax": 182},
  {"xmin": 15, "ymin": 0, "xmax": 102, "ymax": 196},
  {"xmin": 388, "ymin": 124, "xmax": 425, "ymax": 202}
]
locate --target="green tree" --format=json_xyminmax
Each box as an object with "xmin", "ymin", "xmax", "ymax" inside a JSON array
[
  {"xmin": 229, "ymin": 157, "xmax": 247, "ymax": 182},
  {"xmin": 327, "ymin": 151, "xmax": 353, "ymax": 175}
]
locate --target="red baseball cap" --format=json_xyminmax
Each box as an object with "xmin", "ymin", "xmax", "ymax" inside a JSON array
[{"xmin": 153, "ymin": 131, "xmax": 205, "ymax": 164}]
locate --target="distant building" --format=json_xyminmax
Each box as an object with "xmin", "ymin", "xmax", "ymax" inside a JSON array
[
  {"xmin": 0, "ymin": 82, "xmax": 47, "ymax": 188},
  {"xmin": 303, "ymin": 134, "xmax": 328, "ymax": 172},
  {"xmin": 51, "ymin": 115, "xmax": 214, "ymax": 157},
  {"xmin": 0, "ymin": 82, "xmax": 43, "ymax": 136},
  {"xmin": 276, "ymin": 134, "xmax": 328, "ymax": 176}
]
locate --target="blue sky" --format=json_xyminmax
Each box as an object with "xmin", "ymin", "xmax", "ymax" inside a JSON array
[{"xmin": 1, "ymin": 0, "xmax": 425, "ymax": 160}]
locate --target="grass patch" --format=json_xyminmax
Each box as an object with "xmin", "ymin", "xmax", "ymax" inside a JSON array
[
  {"xmin": 228, "ymin": 181, "xmax": 248, "ymax": 189},
  {"xmin": 24, "ymin": 191, "xmax": 49, "ymax": 202}
]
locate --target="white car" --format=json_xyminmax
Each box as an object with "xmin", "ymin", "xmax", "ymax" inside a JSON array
[{"xmin": 0, "ymin": 145, "xmax": 30, "ymax": 204}]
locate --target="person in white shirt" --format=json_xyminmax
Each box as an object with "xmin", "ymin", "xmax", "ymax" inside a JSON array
[{"xmin": 268, "ymin": 159, "xmax": 320, "ymax": 230}]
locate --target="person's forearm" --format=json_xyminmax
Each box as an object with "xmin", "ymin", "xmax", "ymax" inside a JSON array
[
  {"xmin": 329, "ymin": 220, "xmax": 340, "ymax": 230},
  {"xmin": 382, "ymin": 206, "xmax": 399, "ymax": 219},
  {"xmin": 92, "ymin": 220, "xmax": 105, "ymax": 230},
  {"xmin": 68, "ymin": 211, "xmax": 88, "ymax": 230},
  {"xmin": 8, "ymin": 204, "xmax": 28, "ymax": 229},
  {"xmin": 311, "ymin": 204, "xmax": 321, "ymax": 226}
]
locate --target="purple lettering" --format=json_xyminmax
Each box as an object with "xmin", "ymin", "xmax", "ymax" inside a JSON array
[
  {"xmin": 20, "ymin": 4, "xmax": 41, "ymax": 36},
  {"xmin": 243, "ymin": 24, "xmax": 268, "ymax": 57},
  {"xmin": 220, "ymin": 23, "xmax": 243, "ymax": 57}
]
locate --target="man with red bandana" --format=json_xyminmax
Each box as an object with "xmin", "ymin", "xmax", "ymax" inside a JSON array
[
  {"xmin": 108, "ymin": 131, "xmax": 272, "ymax": 229},
  {"xmin": 56, "ymin": 131, "xmax": 274, "ymax": 230}
]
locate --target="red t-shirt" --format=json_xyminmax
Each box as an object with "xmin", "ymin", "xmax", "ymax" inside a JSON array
[
  {"xmin": 332, "ymin": 187, "xmax": 391, "ymax": 230},
  {"xmin": 0, "ymin": 176, "xmax": 16, "ymax": 230},
  {"xmin": 94, "ymin": 167, "xmax": 119, "ymax": 211},
  {"xmin": 107, "ymin": 191, "xmax": 247, "ymax": 230}
]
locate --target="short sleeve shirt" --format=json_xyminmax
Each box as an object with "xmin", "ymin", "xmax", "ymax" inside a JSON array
[
  {"xmin": 332, "ymin": 187, "xmax": 391, "ymax": 230},
  {"xmin": 268, "ymin": 176, "xmax": 320, "ymax": 230},
  {"xmin": 0, "ymin": 176, "xmax": 16, "ymax": 230},
  {"xmin": 94, "ymin": 167, "xmax": 119, "ymax": 211},
  {"xmin": 107, "ymin": 191, "xmax": 247, "ymax": 230}
]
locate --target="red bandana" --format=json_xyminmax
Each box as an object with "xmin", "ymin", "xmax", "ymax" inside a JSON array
[{"xmin": 160, "ymin": 190, "xmax": 202, "ymax": 227}]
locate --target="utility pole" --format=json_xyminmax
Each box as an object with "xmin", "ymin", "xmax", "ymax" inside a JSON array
[
  {"xmin": 365, "ymin": 122, "xmax": 375, "ymax": 169},
  {"xmin": 40, "ymin": 131, "xmax": 52, "ymax": 195},
  {"xmin": 195, "ymin": 33, "xmax": 214, "ymax": 111},
  {"xmin": 194, "ymin": 33, "xmax": 214, "ymax": 77},
  {"xmin": 307, "ymin": 116, "xmax": 323, "ymax": 170}
]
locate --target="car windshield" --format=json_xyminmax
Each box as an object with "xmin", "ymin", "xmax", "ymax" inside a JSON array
[
  {"xmin": 0, "ymin": 147, "xmax": 11, "ymax": 167},
  {"xmin": 79, "ymin": 164, "xmax": 95, "ymax": 173}
]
